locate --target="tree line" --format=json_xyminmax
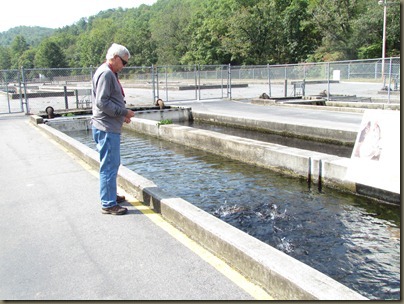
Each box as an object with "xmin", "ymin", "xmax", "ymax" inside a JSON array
[{"xmin": 0, "ymin": 0, "xmax": 400, "ymax": 70}]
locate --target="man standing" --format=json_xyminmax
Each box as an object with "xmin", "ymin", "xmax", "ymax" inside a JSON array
[{"xmin": 91, "ymin": 43, "xmax": 135, "ymax": 215}]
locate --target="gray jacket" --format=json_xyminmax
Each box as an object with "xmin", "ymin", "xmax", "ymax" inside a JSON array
[{"xmin": 91, "ymin": 63, "xmax": 128, "ymax": 133}]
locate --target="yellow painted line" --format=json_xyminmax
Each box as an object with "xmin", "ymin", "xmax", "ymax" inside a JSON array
[
  {"xmin": 122, "ymin": 191, "xmax": 273, "ymax": 300},
  {"xmin": 35, "ymin": 123, "xmax": 273, "ymax": 300}
]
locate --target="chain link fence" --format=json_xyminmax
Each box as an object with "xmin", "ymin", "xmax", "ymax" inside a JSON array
[
  {"xmin": 229, "ymin": 57, "xmax": 400, "ymax": 100},
  {"xmin": 0, "ymin": 69, "xmax": 24, "ymax": 114},
  {"xmin": 0, "ymin": 57, "xmax": 399, "ymax": 115}
]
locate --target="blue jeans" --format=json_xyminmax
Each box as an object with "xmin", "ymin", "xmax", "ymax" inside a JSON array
[{"xmin": 92, "ymin": 127, "xmax": 121, "ymax": 208}]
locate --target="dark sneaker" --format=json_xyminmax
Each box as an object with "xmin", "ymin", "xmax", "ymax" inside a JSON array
[
  {"xmin": 102, "ymin": 205, "xmax": 128, "ymax": 215},
  {"xmin": 117, "ymin": 194, "xmax": 126, "ymax": 203}
]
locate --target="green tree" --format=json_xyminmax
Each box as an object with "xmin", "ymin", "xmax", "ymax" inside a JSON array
[
  {"xmin": 221, "ymin": 0, "xmax": 318, "ymax": 65},
  {"xmin": 115, "ymin": 5, "xmax": 158, "ymax": 66},
  {"xmin": 181, "ymin": 0, "xmax": 237, "ymax": 64},
  {"xmin": 0, "ymin": 0, "xmax": 399, "ymax": 68},
  {"xmin": 151, "ymin": 0, "xmax": 202, "ymax": 65},
  {"xmin": 10, "ymin": 35, "xmax": 29, "ymax": 68},
  {"xmin": 34, "ymin": 39, "xmax": 67, "ymax": 68},
  {"xmin": 223, "ymin": 1, "xmax": 277, "ymax": 64},
  {"xmin": 279, "ymin": 0, "xmax": 320, "ymax": 63},
  {"xmin": 0, "ymin": 26, "xmax": 55, "ymax": 47},
  {"xmin": 76, "ymin": 18, "xmax": 118, "ymax": 67},
  {"xmin": 0, "ymin": 46, "xmax": 11, "ymax": 69},
  {"xmin": 19, "ymin": 49, "xmax": 36, "ymax": 69},
  {"xmin": 50, "ymin": 32, "xmax": 80, "ymax": 67},
  {"xmin": 307, "ymin": 0, "xmax": 368, "ymax": 61},
  {"xmin": 351, "ymin": 0, "xmax": 400, "ymax": 59}
]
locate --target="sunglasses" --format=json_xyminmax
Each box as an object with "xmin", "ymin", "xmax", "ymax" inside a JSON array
[{"xmin": 118, "ymin": 56, "xmax": 128, "ymax": 66}]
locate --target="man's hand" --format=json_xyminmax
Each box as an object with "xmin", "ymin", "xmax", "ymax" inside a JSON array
[{"xmin": 124, "ymin": 109, "xmax": 135, "ymax": 123}]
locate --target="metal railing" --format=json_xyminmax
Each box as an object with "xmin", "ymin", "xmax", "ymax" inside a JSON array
[{"xmin": 0, "ymin": 57, "xmax": 399, "ymax": 115}]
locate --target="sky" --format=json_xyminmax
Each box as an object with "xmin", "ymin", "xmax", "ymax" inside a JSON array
[{"xmin": 0, "ymin": 0, "xmax": 158, "ymax": 32}]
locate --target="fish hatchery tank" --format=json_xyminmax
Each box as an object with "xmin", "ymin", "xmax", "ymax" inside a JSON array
[{"xmin": 61, "ymin": 125, "xmax": 400, "ymax": 300}]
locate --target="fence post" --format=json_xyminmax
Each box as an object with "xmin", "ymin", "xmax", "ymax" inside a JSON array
[
  {"xmin": 283, "ymin": 79, "xmax": 287, "ymax": 97},
  {"xmin": 4, "ymin": 71, "xmax": 11, "ymax": 113},
  {"xmin": 151, "ymin": 65, "xmax": 156, "ymax": 103},
  {"xmin": 90, "ymin": 65, "xmax": 93, "ymax": 84},
  {"xmin": 387, "ymin": 57, "xmax": 392, "ymax": 103},
  {"xmin": 63, "ymin": 86, "xmax": 69, "ymax": 109},
  {"xmin": 221, "ymin": 65, "xmax": 224, "ymax": 99},
  {"xmin": 155, "ymin": 65, "xmax": 160, "ymax": 102},
  {"xmin": 21, "ymin": 66, "xmax": 30, "ymax": 114},
  {"xmin": 164, "ymin": 66, "xmax": 168, "ymax": 102},
  {"xmin": 197, "ymin": 64, "xmax": 201, "ymax": 101},
  {"xmin": 75, "ymin": 89, "xmax": 79, "ymax": 108},
  {"xmin": 227, "ymin": 64, "xmax": 232, "ymax": 100},
  {"xmin": 195, "ymin": 64, "xmax": 198, "ymax": 101},
  {"xmin": 17, "ymin": 69, "xmax": 23, "ymax": 112},
  {"xmin": 374, "ymin": 61, "xmax": 378, "ymax": 79},
  {"xmin": 327, "ymin": 62, "xmax": 330, "ymax": 100},
  {"xmin": 267, "ymin": 64, "xmax": 271, "ymax": 97}
]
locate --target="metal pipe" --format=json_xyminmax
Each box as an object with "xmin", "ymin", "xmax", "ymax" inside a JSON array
[
  {"xmin": 327, "ymin": 63, "xmax": 330, "ymax": 101},
  {"xmin": 387, "ymin": 57, "xmax": 392, "ymax": 103},
  {"xmin": 307, "ymin": 157, "xmax": 312, "ymax": 189},
  {"xmin": 195, "ymin": 65, "xmax": 198, "ymax": 101},
  {"xmin": 267, "ymin": 64, "xmax": 271, "ymax": 97},
  {"xmin": 221, "ymin": 65, "xmax": 224, "ymax": 99},
  {"xmin": 155, "ymin": 66, "xmax": 160, "ymax": 101},
  {"xmin": 381, "ymin": 1, "xmax": 387, "ymax": 85},
  {"xmin": 151, "ymin": 65, "xmax": 156, "ymax": 103},
  {"xmin": 75, "ymin": 89, "xmax": 79, "ymax": 108},
  {"xmin": 198, "ymin": 64, "xmax": 201, "ymax": 101},
  {"xmin": 284, "ymin": 79, "xmax": 287, "ymax": 97},
  {"xmin": 165, "ymin": 66, "xmax": 168, "ymax": 103},
  {"xmin": 5, "ymin": 72, "xmax": 11, "ymax": 113},
  {"xmin": 64, "ymin": 85, "xmax": 68, "ymax": 109},
  {"xmin": 318, "ymin": 159, "xmax": 323, "ymax": 192},
  {"xmin": 21, "ymin": 66, "xmax": 29, "ymax": 114},
  {"xmin": 228, "ymin": 64, "xmax": 232, "ymax": 100}
]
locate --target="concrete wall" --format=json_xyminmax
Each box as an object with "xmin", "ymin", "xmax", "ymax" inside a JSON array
[
  {"xmin": 30, "ymin": 116, "xmax": 367, "ymax": 300},
  {"xmin": 42, "ymin": 107, "xmax": 192, "ymax": 131},
  {"xmin": 192, "ymin": 112, "xmax": 357, "ymax": 145},
  {"xmin": 133, "ymin": 107, "xmax": 192, "ymax": 122},
  {"xmin": 43, "ymin": 115, "xmax": 92, "ymax": 132}
]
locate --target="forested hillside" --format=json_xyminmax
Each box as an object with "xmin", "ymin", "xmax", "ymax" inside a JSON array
[
  {"xmin": 0, "ymin": 26, "xmax": 55, "ymax": 47},
  {"xmin": 0, "ymin": 0, "xmax": 400, "ymax": 69}
]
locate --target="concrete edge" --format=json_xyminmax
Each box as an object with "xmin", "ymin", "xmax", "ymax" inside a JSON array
[
  {"xmin": 326, "ymin": 101, "xmax": 400, "ymax": 111},
  {"xmin": 29, "ymin": 115, "xmax": 367, "ymax": 300},
  {"xmin": 251, "ymin": 99, "xmax": 400, "ymax": 112},
  {"xmin": 191, "ymin": 111, "xmax": 357, "ymax": 145},
  {"xmin": 161, "ymin": 197, "xmax": 367, "ymax": 300}
]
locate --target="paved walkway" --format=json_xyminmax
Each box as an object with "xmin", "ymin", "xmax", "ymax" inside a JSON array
[
  {"xmin": 170, "ymin": 99, "xmax": 364, "ymax": 132},
  {"xmin": 0, "ymin": 113, "xmax": 268, "ymax": 300}
]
